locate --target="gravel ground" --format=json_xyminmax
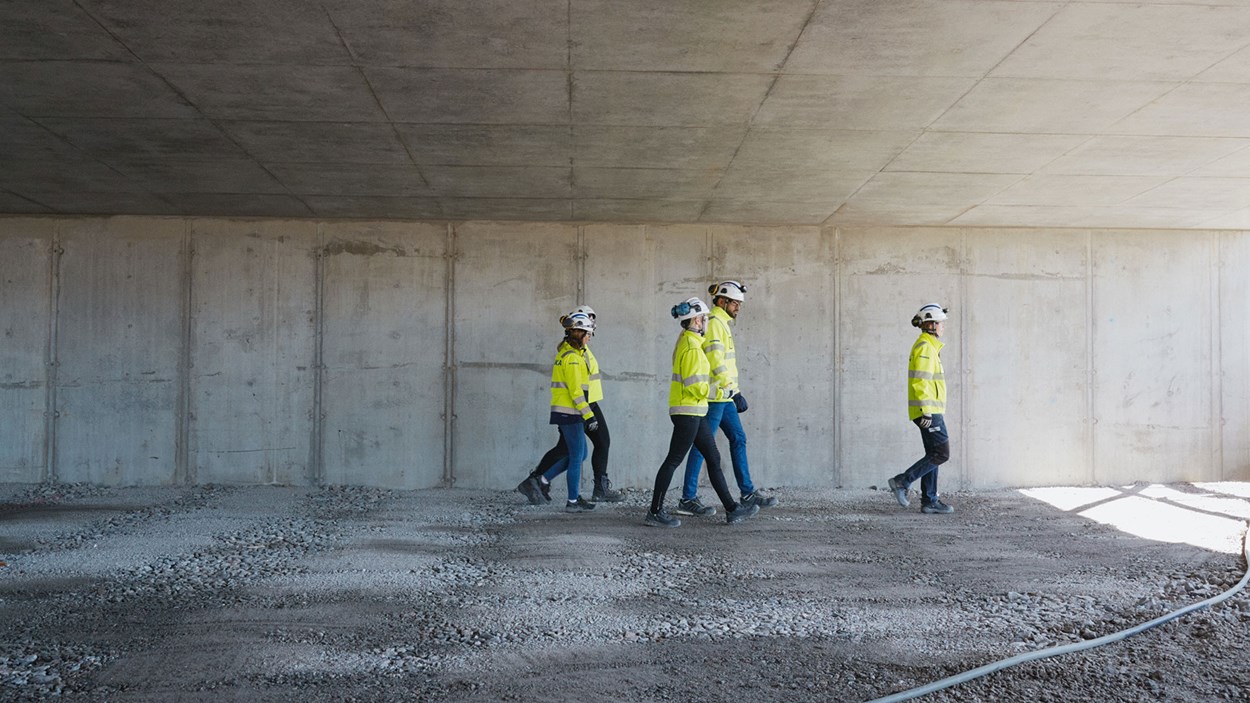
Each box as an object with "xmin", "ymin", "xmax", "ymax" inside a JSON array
[{"xmin": 1, "ymin": 481, "xmax": 1247, "ymax": 702}]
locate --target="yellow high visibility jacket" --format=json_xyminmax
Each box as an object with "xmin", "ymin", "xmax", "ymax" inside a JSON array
[
  {"xmin": 907, "ymin": 332, "xmax": 946, "ymax": 420},
  {"xmin": 550, "ymin": 340, "xmax": 594, "ymax": 422},
  {"xmin": 704, "ymin": 306, "xmax": 739, "ymax": 402},
  {"xmin": 585, "ymin": 347, "xmax": 603, "ymax": 404},
  {"xmin": 668, "ymin": 329, "xmax": 710, "ymax": 416}
]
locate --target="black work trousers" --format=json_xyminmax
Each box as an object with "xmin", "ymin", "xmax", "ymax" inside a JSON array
[
  {"xmin": 532, "ymin": 402, "xmax": 610, "ymax": 479},
  {"xmin": 650, "ymin": 414, "xmax": 736, "ymax": 515}
]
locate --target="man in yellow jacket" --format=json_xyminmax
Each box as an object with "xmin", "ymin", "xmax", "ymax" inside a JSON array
[
  {"xmin": 677, "ymin": 280, "xmax": 775, "ymax": 517},
  {"xmin": 645, "ymin": 297, "xmax": 759, "ymax": 528},
  {"xmin": 888, "ymin": 303, "xmax": 955, "ymax": 514}
]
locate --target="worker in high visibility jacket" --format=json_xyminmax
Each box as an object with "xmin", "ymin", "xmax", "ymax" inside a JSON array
[
  {"xmin": 677, "ymin": 280, "xmax": 775, "ymax": 518},
  {"xmin": 887, "ymin": 303, "xmax": 955, "ymax": 514},
  {"xmin": 516, "ymin": 312, "xmax": 597, "ymax": 513},
  {"xmin": 518, "ymin": 306, "xmax": 623, "ymax": 504},
  {"xmin": 644, "ymin": 297, "xmax": 759, "ymax": 528}
]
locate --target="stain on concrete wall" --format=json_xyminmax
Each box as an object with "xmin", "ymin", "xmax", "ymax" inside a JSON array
[
  {"xmin": 54, "ymin": 218, "xmax": 183, "ymax": 485},
  {"xmin": 1093, "ymin": 231, "xmax": 1216, "ymax": 484},
  {"xmin": 321, "ymin": 222, "xmax": 446, "ymax": 489},
  {"xmin": 189, "ymin": 219, "xmax": 318, "ymax": 485},
  {"xmin": 0, "ymin": 220, "xmax": 53, "ymax": 482}
]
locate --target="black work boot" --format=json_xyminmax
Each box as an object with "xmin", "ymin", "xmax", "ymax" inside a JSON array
[{"xmin": 591, "ymin": 475, "xmax": 624, "ymax": 503}]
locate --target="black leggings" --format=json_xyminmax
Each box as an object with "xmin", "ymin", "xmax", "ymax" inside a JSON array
[
  {"xmin": 650, "ymin": 414, "xmax": 736, "ymax": 514},
  {"xmin": 532, "ymin": 402, "xmax": 610, "ymax": 479}
]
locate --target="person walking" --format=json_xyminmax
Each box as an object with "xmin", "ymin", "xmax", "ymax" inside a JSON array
[
  {"xmin": 887, "ymin": 303, "xmax": 955, "ymax": 514},
  {"xmin": 516, "ymin": 312, "xmax": 597, "ymax": 513},
  {"xmin": 676, "ymin": 280, "xmax": 775, "ymax": 518},
  {"xmin": 517, "ymin": 306, "xmax": 623, "ymax": 504},
  {"xmin": 645, "ymin": 297, "xmax": 759, "ymax": 528}
]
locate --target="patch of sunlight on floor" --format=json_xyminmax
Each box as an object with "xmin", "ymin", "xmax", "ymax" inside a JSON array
[
  {"xmin": 1018, "ymin": 486, "xmax": 1121, "ymax": 512},
  {"xmin": 1138, "ymin": 484, "xmax": 1250, "ymax": 521},
  {"xmin": 1020, "ymin": 483, "xmax": 1250, "ymax": 555},
  {"xmin": 1194, "ymin": 482, "xmax": 1250, "ymax": 499}
]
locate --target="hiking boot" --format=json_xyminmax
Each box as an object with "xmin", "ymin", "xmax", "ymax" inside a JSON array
[
  {"xmin": 888, "ymin": 476, "xmax": 910, "ymax": 508},
  {"xmin": 674, "ymin": 497, "xmax": 717, "ymax": 516},
  {"xmin": 591, "ymin": 475, "xmax": 625, "ymax": 503},
  {"xmin": 742, "ymin": 490, "xmax": 777, "ymax": 508},
  {"xmin": 726, "ymin": 502, "xmax": 760, "ymax": 524},
  {"xmin": 565, "ymin": 497, "xmax": 597, "ymax": 513},
  {"xmin": 516, "ymin": 477, "xmax": 544, "ymax": 505},
  {"xmin": 538, "ymin": 477, "xmax": 552, "ymax": 502},
  {"xmin": 921, "ymin": 500, "xmax": 954, "ymax": 514},
  {"xmin": 643, "ymin": 510, "xmax": 681, "ymax": 528}
]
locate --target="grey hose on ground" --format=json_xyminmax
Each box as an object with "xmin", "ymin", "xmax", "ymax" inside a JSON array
[{"xmin": 865, "ymin": 522, "xmax": 1250, "ymax": 703}]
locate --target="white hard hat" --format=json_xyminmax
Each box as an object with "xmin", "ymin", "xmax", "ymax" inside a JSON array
[
  {"xmin": 571, "ymin": 305, "xmax": 596, "ymax": 321},
  {"xmin": 911, "ymin": 303, "xmax": 948, "ymax": 328},
  {"xmin": 671, "ymin": 297, "xmax": 709, "ymax": 322},
  {"xmin": 562, "ymin": 312, "xmax": 595, "ymax": 333},
  {"xmin": 708, "ymin": 280, "xmax": 746, "ymax": 302}
]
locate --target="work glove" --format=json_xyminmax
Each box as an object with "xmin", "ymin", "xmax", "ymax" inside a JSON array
[
  {"xmin": 918, "ymin": 415, "xmax": 932, "ymax": 428},
  {"xmin": 732, "ymin": 392, "xmax": 748, "ymax": 414},
  {"xmin": 586, "ymin": 419, "xmax": 600, "ymax": 432}
]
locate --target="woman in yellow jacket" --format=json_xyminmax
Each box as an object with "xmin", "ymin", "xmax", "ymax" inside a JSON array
[
  {"xmin": 517, "ymin": 306, "xmax": 623, "ymax": 504},
  {"xmin": 645, "ymin": 297, "xmax": 759, "ymax": 528},
  {"xmin": 518, "ymin": 312, "xmax": 598, "ymax": 513}
]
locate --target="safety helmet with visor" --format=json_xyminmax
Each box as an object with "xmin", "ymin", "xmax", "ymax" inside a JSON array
[
  {"xmin": 911, "ymin": 303, "xmax": 948, "ymax": 329},
  {"xmin": 562, "ymin": 312, "xmax": 595, "ymax": 334},
  {"xmin": 671, "ymin": 297, "xmax": 709, "ymax": 321}
]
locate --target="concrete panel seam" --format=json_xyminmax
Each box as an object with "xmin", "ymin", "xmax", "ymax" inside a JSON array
[
  {"xmin": 1213, "ymin": 233, "xmax": 1223, "ymax": 480},
  {"xmin": 43, "ymin": 227, "xmax": 63, "ymax": 483},
  {"xmin": 176, "ymin": 220, "xmax": 194, "ymax": 485},
  {"xmin": 443, "ymin": 222, "xmax": 457, "ymax": 487},
  {"xmin": 831, "ymin": 225, "xmax": 842, "ymax": 488},
  {"xmin": 1086, "ymin": 230, "xmax": 1096, "ymax": 485},
  {"xmin": 958, "ymin": 229, "xmax": 969, "ymax": 489},
  {"xmin": 312, "ymin": 224, "xmax": 327, "ymax": 486}
]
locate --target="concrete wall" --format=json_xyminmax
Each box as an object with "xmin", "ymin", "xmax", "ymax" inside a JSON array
[{"xmin": 1, "ymin": 215, "xmax": 1247, "ymax": 490}]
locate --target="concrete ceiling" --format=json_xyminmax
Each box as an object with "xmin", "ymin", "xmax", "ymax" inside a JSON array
[{"xmin": 5, "ymin": 0, "xmax": 1250, "ymax": 228}]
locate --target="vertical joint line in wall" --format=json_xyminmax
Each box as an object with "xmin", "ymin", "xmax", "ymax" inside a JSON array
[
  {"xmin": 958, "ymin": 230, "xmax": 968, "ymax": 488},
  {"xmin": 442, "ymin": 223, "xmax": 457, "ymax": 487},
  {"xmin": 831, "ymin": 226, "xmax": 842, "ymax": 488},
  {"xmin": 1086, "ymin": 230, "xmax": 1096, "ymax": 484},
  {"xmin": 44, "ymin": 227, "xmax": 63, "ymax": 483},
  {"xmin": 1212, "ymin": 233, "xmax": 1223, "ymax": 480},
  {"xmin": 311, "ymin": 224, "xmax": 327, "ymax": 486},
  {"xmin": 176, "ymin": 222, "xmax": 194, "ymax": 485}
]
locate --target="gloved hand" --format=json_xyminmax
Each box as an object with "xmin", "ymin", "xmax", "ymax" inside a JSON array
[
  {"xmin": 732, "ymin": 392, "xmax": 748, "ymax": 414},
  {"xmin": 586, "ymin": 419, "xmax": 600, "ymax": 432},
  {"xmin": 918, "ymin": 415, "xmax": 932, "ymax": 428}
]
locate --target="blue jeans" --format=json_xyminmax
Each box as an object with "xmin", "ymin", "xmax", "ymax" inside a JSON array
[
  {"xmin": 681, "ymin": 401, "xmax": 753, "ymax": 500},
  {"xmin": 542, "ymin": 421, "xmax": 587, "ymax": 501},
  {"xmin": 898, "ymin": 414, "xmax": 949, "ymax": 505}
]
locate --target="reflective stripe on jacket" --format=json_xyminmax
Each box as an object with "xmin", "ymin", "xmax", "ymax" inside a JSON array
[
  {"xmin": 550, "ymin": 340, "xmax": 594, "ymax": 420},
  {"xmin": 704, "ymin": 306, "xmax": 739, "ymax": 402},
  {"xmin": 669, "ymin": 329, "xmax": 710, "ymax": 416},
  {"xmin": 585, "ymin": 347, "xmax": 604, "ymax": 404},
  {"xmin": 907, "ymin": 331, "xmax": 946, "ymax": 420}
]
